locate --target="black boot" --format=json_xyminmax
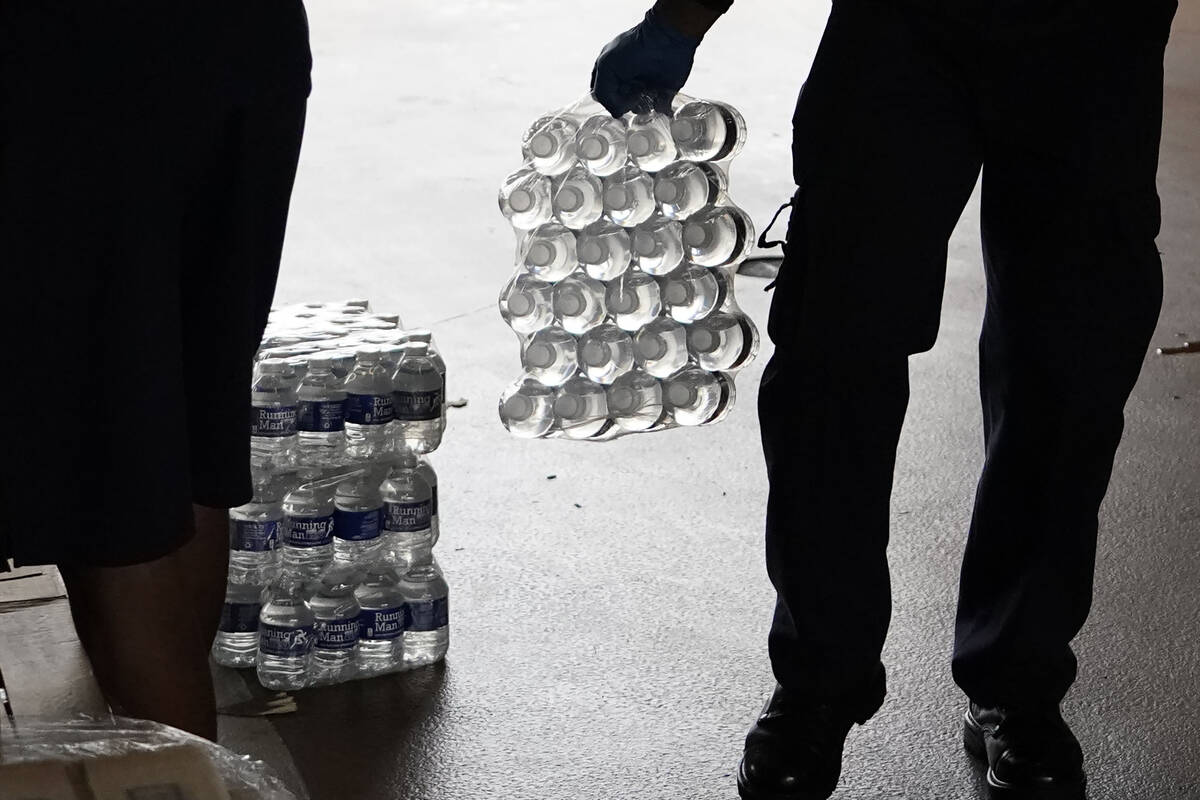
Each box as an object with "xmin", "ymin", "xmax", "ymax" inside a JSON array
[
  {"xmin": 737, "ymin": 685, "xmax": 861, "ymax": 800},
  {"xmin": 964, "ymin": 701, "xmax": 1086, "ymax": 799}
]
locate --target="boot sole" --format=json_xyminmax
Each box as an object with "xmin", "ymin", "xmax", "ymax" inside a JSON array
[
  {"xmin": 963, "ymin": 712, "xmax": 1087, "ymax": 800},
  {"xmin": 736, "ymin": 759, "xmax": 835, "ymax": 800}
]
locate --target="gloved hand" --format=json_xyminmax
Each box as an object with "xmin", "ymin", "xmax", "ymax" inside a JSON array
[{"xmin": 590, "ymin": 7, "xmax": 702, "ymax": 117}]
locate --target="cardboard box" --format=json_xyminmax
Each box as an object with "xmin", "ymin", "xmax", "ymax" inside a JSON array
[{"xmin": 84, "ymin": 744, "xmax": 231, "ymax": 800}]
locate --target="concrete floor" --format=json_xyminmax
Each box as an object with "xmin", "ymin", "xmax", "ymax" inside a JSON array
[{"xmin": 17, "ymin": 1, "xmax": 1200, "ymax": 798}]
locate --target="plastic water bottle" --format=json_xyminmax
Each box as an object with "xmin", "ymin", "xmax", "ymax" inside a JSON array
[
  {"xmin": 343, "ymin": 348, "xmax": 394, "ymax": 458},
  {"xmin": 380, "ymin": 451, "xmax": 433, "ymax": 567},
  {"xmin": 602, "ymin": 167, "xmax": 656, "ymax": 228},
  {"xmin": 522, "ymin": 114, "xmax": 578, "ymax": 176},
  {"xmin": 577, "ymin": 221, "xmax": 632, "ymax": 281},
  {"xmin": 626, "ymin": 112, "xmax": 677, "ymax": 172},
  {"xmin": 606, "ymin": 369, "xmax": 665, "ymax": 432},
  {"xmin": 522, "ymin": 222, "xmax": 578, "ymax": 283},
  {"xmin": 631, "ymin": 217, "xmax": 685, "ymax": 276},
  {"xmin": 499, "ymin": 167, "xmax": 553, "ymax": 230},
  {"xmin": 671, "ymin": 99, "xmax": 747, "ymax": 162},
  {"xmin": 682, "ymin": 205, "xmax": 755, "ymax": 267},
  {"xmin": 392, "ymin": 343, "xmax": 443, "ymax": 454},
  {"xmin": 416, "ymin": 456, "xmax": 440, "ymax": 546},
  {"xmin": 605, "ymin": 271, "xmax": 663, "ymax": 332},
  {"xmin": 280, "ymin": 470, "xmax": 336, "ymax": 577},
  {"xmin": 634, "ymin": 317, "xmax": 689, "ymax": 378},
  {"xmin": 661, "ymin": 264, "xmax": 722, "ymax": 323},
  {"xmin": 354, "ymin": 567, "xmax": 407, "ymax": 674},
  {"xmin": 308, "ymin": 565, "xmax": 361, "ymax": 685},
  {"xmin": 401, "ymin": 329, "xmax": 448, "ymax": 436},
  {"xmin": 553, "ymin": 274, "xmax": 607, "ymax": 335},
  {"xmin": 499, "ymin": 377, "xmax": 557, "ymax": 438},
  {"xmin": 576, "ymin": 115, "xmax": 628, "ymax": 177},
  {"xmin": 333, "ymin": 468, "xmax": 384, "ymax": 564},
  {"xmin": 499, "ymin": 273, "xmax": 555, "ymax": 335},
  {"xmin": 213, "ymin": 565, "xmax": 269, "ymax": 668},
  {"xmin": 687, "ymin": 312, "xmax": 750, "ymax": 371},
  {"xmin": 577, "ymin": 324, "xmax": 635, "ymax": 385},
  {"xmin": 250, "ymin": 359, "xmax": 298, "ymax": 464},
  {"xmin": 654, "ymin": 161, "xmax": 726, "ymax": 220},
  {"xmin": 521, "ymin": 326, "xmax": 578, "ymax": 387},
  {"xmin": 554, "ymin": 376, "xmax": 610, "ymax": 439},
  {"xmin": 229, "ymin": 473, "xmax": 285, "ymax": 572},
  {"xmin": 665, "ymin": 367, "xmax": 733, "ymax": 426},
  {"xmin": 296, "ymin": 356, "xmax": 347, "ymax": 467},
  {"xmin": 399, "ymin": 548, "xmax": 449, "ymax": 667},
  {"xmin": 552, "ymin": 165, "xmax": 603, "ymax": 230},
  {"xmin": 257, "ymin": 577, "xmax": 315, "ymax": 691}
]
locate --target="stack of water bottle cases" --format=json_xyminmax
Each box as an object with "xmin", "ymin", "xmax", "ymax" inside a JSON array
[
  {"xmin": 498, "ymin": 94, "xmax": 759, "ymax": 440},
  {"xmin": 212, "ymin": 299, "xmax": 450, "ymax": 690}
]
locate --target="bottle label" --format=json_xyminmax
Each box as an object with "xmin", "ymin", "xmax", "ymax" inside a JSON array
[
  {"xmin": 345, "ymin": 393, "xmax": 394, "ymax": 426},
  {"xmin": 259, "ymin": 623, "xmax": 315, "ymax": 658},
  {"xmin": 251, "ymin": 405, "xmax": 298, "ymax": 437},
  {"xmin": 284, "ymin": 514, "xmax": 334, "ymax": 548},
  {"xmin": 298, "ymin": 399, "xmax": 345, "ymax": 432},
  {"xmin": 384, "ymin": 499, "xmax": 432, "ymax": 533},
  {"xmin": 359, "ymin": 606, "xmax": 407, "ymax": 640},
  {"xmin": 333, "ymin": 508, "xmax": 381, "ymax": 541},
  {"xmin": 219, "ymin": 602, "xmax": 261, "ymax": 633},
  {"xmin": 314, "ymin": 616, "xmax": 360, "ymax": 650},
  {"xmin": 393, "ymin": 389, "xmax": 442, "ymax": 421},
  {"xmin": 232, "ymin": 519, "xmax": 278, "ymax": 553},
  {"xmin": 407, "ymin": 598, "xmax": 448, "ymax": 632}
]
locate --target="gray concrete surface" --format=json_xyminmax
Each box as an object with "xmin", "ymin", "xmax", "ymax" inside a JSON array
[{"xmin": 225, "ymin": 1, "xmax": 1200, "ymax": 798}]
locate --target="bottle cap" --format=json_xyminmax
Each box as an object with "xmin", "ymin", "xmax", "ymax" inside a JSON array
[
  {"xmin": 579, "ymin": 239, "xmax": 606, "ymax": 264},
  {"xmin": 259, "ymin": 358, "xmax": 289, "ymax": 373},
  {"xmin": 553, "ymin": 394, "xmax": 584, "ymax": 419},
  {"xmin": 689, "ymin": 327, "xmax": 717, "ymax": 353},
  {"xmin": 525, "ymin": 342, "xmax": 557, "ymax": 369},
  {"xmin": 526, "ymin": 241, "xmax": 556, "ymax": 268},
  {"xmin": 608, "ymin": 387, "xmax": 636, "ymax": 413},
  {"xmin": 354, "ymin": 346, "xmax": 381, "ymax": 360},
  {"xmin": 632, "ymin": 231, "xmax": 657, "ymax": 256},
  {"xmin": 667, "ymin": 380, "xmax": 697, "ymax": 408},
  {"xmin": 683, "ymin": 222, "xmax": 709, "ymax": 248},
  {"xmin": 671, "ymin": 118, "xmax": 699, "ymax": 143},
  {"xmin": 556, "ymin": 290, "xmax": 585, "ymax": 317},
  {"xmin": 604, "ymin": 185, "xmax": 631, "ymax": 210},
  {"xmin": 529, "ymin": 132, "xmax": 557, "ymax": 159},
  {"xmin": 664, "ymin": 281, "xmax": 690, "ymax": 306},
  {"xmin": 556, "ymin": 186, "xmax": 584, "ymax": 213},
  {"xmin": 507, "ymin": 292, "xmax": 535, "ymax": 317},
  {"xmin": 579, "ymin": 135, "xmax": 608, "ymax": 161},
  {"xmin": 405, "ymin": 328, "xmax": 433, "ymax": 343},
  {"xmin": 654, "ymin": 179, "xmax": 681, "ymax": 204},
  {"xmin": 509, "ymin": 188, "xmax": 535, "ymax": 214},
  {"xmin": 610, "ymin": 289, "xmax": 637, "ymax": 314},
  {"xmin": 628, "ymin": 131, "xmax": 654, "ymax": 157},
  {"xmin": 637, "ymin": 334, "xmax": 668, "ymax": 361},
  {"xmin": 503, "ymin": 393, "xmax": 535, "ymax": 422},
  {"xmin": 581, "ymin": 340, "xmax": 611, "ymax": 367}
]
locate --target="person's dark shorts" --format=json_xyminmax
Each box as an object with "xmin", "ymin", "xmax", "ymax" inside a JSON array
[{"xmin": 0, "ymin": 1, "xmax": 312, "ymax": 567}]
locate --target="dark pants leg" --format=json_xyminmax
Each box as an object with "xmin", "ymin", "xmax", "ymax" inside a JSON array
[
  {"xmin": 951, "ymin": 15, "xmax": 1173, "ymax": 707},
  {"xmin": 761, "ymin": 1, "xmax": 981, "ymax": 721}
]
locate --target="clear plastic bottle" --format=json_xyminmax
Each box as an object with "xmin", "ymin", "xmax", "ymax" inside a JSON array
[
  {"xmin": 332, "ymin": 468, "xmax": 384, "ymax": 564},
  {"xmin": 521, "ymin": 326, "xmax": 578, "ymax": 387},
  {"xmin": 633, "ymin": 317, "xmax": 690, "ymax": 378},
  {"xmin": 553, "ymin": 376, "xmax": 610, "ymax": 439},
  {"xmin": 257, "ymin": 577, "xmax": 315, "ymax": 691},
  {"xmin": 654, "ymin": 161, "xmax": 726, "ymax": 220},
  {"xmin": 380, "ymin": 450, "xmax": 434, "ymax": 567},
  {"xmin": 552, "ymin": 165, "xmax": 604, "ymax": 230},
  {"xmin": 577, "ymin": 221, "xmax": 632, "ymax": 281},
  {"xmin": 671, "ymin": 99, "xmax": 747, "ymax": 162},
  {"xmin": 392, "ymin": 343, "xmax": 443, "ymax": 454},
  {"xmin": 602, "ymin": 166, "xmax": 656, "ymax": 228},
  {"xmin": 296, "ymin": 356, "xmax": 347, "ymax": 467},
  {"xmin": 626, "ymin": 112, "xmax": 677, "ymax": 172},
  {"xmin": 308, "ymin": 565, "xmax": 362, "ymax": 686},
  {"xmin": 250, "ymin": 359, "xmax": 298, "ymax": 465},
  {"xmin": 229, "ymin": 472, "xmax": 285, "ymax": 572},
  {"xmin": 399, "ymin": 329, "xmax": 448, "ymax": 438},
  {"xmin": 631, "ymin": 217, "xmax": 685, "ymax": 276},
  {"xmin": 605, "ymin": 271, "xmax": 663, "ymax": 332},
  {"xmin": 682, "ymin": 205, "xmax": 755, "ymax": 268},
  {"xmin": 522, "ymin": 114, "xmax": 579, "ymax": 176},
  {"xmin": 687, "ymin": 311, "xmax": 749, "ymax": 371},
  {"xmin": 499, "ymin": 167, "xmax": 553, "ymax": 230},
  {"xmin": 522, "ymin": 222, "xmax": 578, "ymax": 283},
  {"xmin": 499, "ymin": 273, "xmax": 555, "ymax": 335},
  {"xmin": 499, "ymin": 377, "xmax": 557, "ymax": 438},
  {"xmin": 213, "ymin": 564, "xmax": 269, "ymax": 668},
  {"xmin": 415, "ymin": 456, "xmax": 440, "ymax": 546},
  {"xmin": 399, "ymin": 548, "xmax": 449, "ymax": 667},
  {"xmin": 354, "ymin": 566, "xmax": 407, "ymax": 675},
  {"xmin": 553, "ymin": 274, "xmax": 607, "ymax": 335},
  {"xmin": 606, "ymin": 369, "xmax": 665, "ymax": 432},
  {"xmin": 576, "ymin": 115, "xmax": 628, "ymax": 177},
  {"xmin": 661, "ymin": 264, "xmax": 721, "ymax": 323},
  {"xmin": 664, "ymin": 367, "xmax": 732, "ymax": 426},
  {"xmin": 343, "ymin": 348, "xmax": 395, "ymax": 456},
  {"xmin": 280, "ymin": 470, "xmax": 336, "ymax": 577},
  {"xmin": 577, "ymin": 324, "xmax": 635, "ymax": 385}
]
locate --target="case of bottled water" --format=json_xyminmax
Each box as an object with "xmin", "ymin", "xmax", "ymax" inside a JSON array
[
  {"xmin": 497, "ymin": 93, "xmax": 759, "ymax": 440},
  {"xmin": 210, "ymin": 298, "xmax": 452, "ymax": 686}
]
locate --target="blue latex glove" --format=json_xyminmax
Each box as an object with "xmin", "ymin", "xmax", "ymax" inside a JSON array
[{"xmin": 591, "ymin": 7, "xmax": 701, "ymax": 117}]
